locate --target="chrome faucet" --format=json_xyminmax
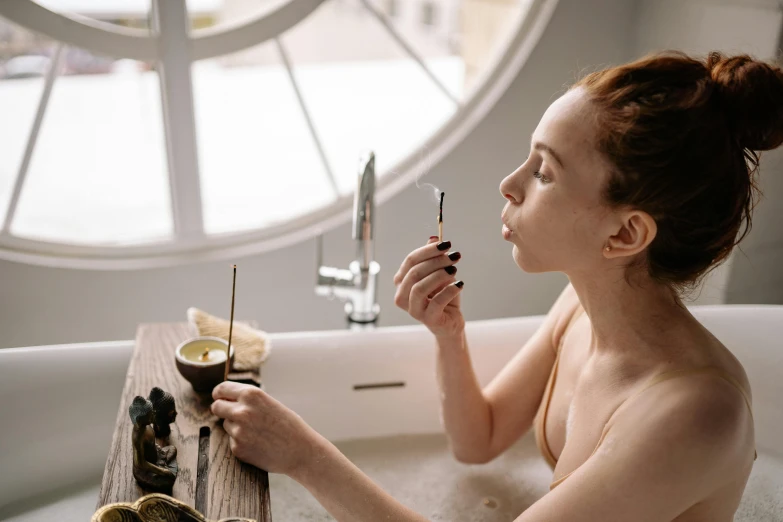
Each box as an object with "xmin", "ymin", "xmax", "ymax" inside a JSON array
[{"xmin": 315, "ymin": 151, "xmax": 381, "ymax": 326}]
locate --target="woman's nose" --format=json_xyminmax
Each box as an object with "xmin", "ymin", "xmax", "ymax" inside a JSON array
[{"xmin": 499, "ymin": 173, "xmax": 522, "ymax": 203}]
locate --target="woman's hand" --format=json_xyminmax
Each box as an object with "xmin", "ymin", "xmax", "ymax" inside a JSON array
[
  {"xmin": 393, "ymin": 236, "xmax": 465, "ymax": 338},
  {"xmin": 211, "ymin": 382, "xmax": 321, "ymax": 476}
]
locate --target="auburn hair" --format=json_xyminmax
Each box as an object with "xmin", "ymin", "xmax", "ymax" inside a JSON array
[{"xmin": 572, "ymin": 50, "xmax": 783, "ymax": 293}]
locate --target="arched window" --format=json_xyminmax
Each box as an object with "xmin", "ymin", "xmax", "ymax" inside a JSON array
[{"xmin": 0, "ymin": 0, "xmax": 552, "ymax": 268}]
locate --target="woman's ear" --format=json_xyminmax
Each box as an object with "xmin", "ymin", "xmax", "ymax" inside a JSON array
[{"xmin": 604, "ymin": 210, "xmax": 657, "ymax": 258}]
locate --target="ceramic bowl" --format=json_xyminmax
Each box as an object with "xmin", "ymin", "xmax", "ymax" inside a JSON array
[{"xmin": 174, "ymin": 336, "xmax": 235, "ymax": 393}]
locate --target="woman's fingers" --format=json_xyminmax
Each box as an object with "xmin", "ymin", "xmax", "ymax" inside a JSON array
[
  {"xmin": 393, "ymin": 238, "xmax": 452, "ymax": 286},
  {"xmin": 426, "ymin": 267, "xmax": 458, "ymax": 299},
  {"xmin": 223, "ymin": 418, "xmax": 239, "ymax": 437},
  {"xmin": 212, "ymin": 381, "xmax": 247, "ymax": 401},
  {"xmin": 425, "ymin": 281, "xmax": 464, "ymax": 321},
  {"xmin": 394, "ymin": 254, "xmax": 460, "ymax": 310},
  {"xmin": 211, "ymin": 398, "xmax": 241, "ymax": 420},
  {"xmin": 223, "ymin": 418, "xmax": 252, "ymax": 463},
  {"xmin": 407, "ymin": 269, "xmax": 457, "ymax": 320}
]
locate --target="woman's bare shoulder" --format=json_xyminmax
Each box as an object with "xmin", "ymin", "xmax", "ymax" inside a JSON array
[
  {"xmin": 684, "ymin": 325, "xmax": 754, "ymax": 405},
  {"xmin": 609, "ymin": 337, "xmax": 756, "ymax": 474}
]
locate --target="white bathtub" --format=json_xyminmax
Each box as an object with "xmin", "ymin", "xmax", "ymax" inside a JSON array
[{"xmin": 1, "ymin": 305, "xmax": 782, "ymax": 521}]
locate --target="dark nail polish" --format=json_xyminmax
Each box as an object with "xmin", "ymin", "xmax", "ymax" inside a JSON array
[
  {"xmin": 444, "ymin": 266, "xmax": 457, "ymax": 276},
  {"xmin": 448, "ymin": 251, "xmax": 461, "ymax": 261},
  {"xmin": 437, "ymin": 241, "xmax": 451, "ymax": 251},
  {"xmin": 455, "ymin": 280, "xmax": 464, "ymax": 288}
]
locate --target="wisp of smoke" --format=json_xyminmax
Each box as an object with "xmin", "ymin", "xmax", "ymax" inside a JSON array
[
  {"xmin": 412, "ymin": 145, "xmax": 441, "ymax": 205},
  {"xmin": 383, "ymin": 146, "xmax": 442, "ymax": 233}
]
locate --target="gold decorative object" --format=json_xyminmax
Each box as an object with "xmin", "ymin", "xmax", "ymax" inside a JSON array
[{"xmin": 91, "ymin": 493, "xmax": 256, "ymax": 522}]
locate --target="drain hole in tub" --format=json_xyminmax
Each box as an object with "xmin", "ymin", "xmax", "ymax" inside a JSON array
[
  {"xmin": 353, "ymin": 381, "xmax": 406, "ymax": 391},
  {"xmin": 482, "ymin": 497, "xmax": 498, "ymax": 509}
]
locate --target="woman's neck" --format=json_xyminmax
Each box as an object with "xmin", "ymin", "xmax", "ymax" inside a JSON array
[{"xmin": 567, "ymin": 270, "xmax": 692, "ymax": 359}]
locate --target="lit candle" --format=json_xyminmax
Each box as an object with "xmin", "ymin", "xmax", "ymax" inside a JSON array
[
  {"xmin": 178, "ymin": 339, "xmax": 228, "ymax": 365},
  {"xmin": 175, "ymin": 336, "xmax": 233, "ymax": 393},
  {"xmin": 198, "ymin": 347, "xmax": 226, "ymax": 364}
]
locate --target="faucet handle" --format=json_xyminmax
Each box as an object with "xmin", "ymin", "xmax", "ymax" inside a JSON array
[
  {"xmin": 315, "ymin": 234, "xmax": 331, "ymax": 285},
  {"xmin": 315, "ymin": 234, "xmax": 354, "ymax": 297},
  {"xmin": 316, "ymin": 233, "xmax": 324, "ymax": 272},
  {"xmin": 315, "ymin": 234, "xmax": 332, "ymax": 299}
]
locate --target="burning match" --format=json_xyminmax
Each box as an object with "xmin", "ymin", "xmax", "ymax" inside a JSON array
[{"xmin": 438, "ymin": 192, "xmax": 444, "ymax": 242}]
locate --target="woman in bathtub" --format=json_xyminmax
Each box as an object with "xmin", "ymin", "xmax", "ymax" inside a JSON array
[{"xmin": 211, "ymin": 50, "xmax": 782, "ymax": 521}]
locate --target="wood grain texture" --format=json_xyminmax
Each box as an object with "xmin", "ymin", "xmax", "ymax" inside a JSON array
[
  {"xmin": 96, "ymin": 323, "xmax": 271, "ymax": 521},
  {"xmin": 196, "ymin": 426, "xmax": 211, "ymax": 515}
]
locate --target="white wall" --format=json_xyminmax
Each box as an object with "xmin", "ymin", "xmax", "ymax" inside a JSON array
[
  {"xmin": 630, "ymin": 0, "xmax": 783, "ymax": 305},
  {"xmin": 633, "ymin": 0, "xmax": 782, "ymax": 60},
  {"xmin": 1, "ymin": 0, "xmax": 781, "ymax": 349}
]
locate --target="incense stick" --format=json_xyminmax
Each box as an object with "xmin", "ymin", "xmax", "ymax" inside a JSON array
[
  {"xmin": 438, "ymin": 192, "xmax": 444, "ymax": 242},
  {"xmin": 224, "ymin": 265, "xmax": 237, "ymax": 382}
]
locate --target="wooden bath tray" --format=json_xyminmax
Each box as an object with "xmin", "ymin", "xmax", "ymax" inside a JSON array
[{"xmin": 96, "ymin": 322, "xmax": 272, "ymax": 521}]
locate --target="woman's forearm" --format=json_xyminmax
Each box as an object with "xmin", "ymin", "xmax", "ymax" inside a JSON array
[
  {"xmin": 434, "ymin": 331, "xmax": 493, "ymax": 463},
  {"xmin": 286, "ymin": 334, "xmax": 491, "ymax": 520},
  {"xmin": 292, "ymin": 434, "xmax": 429, "ymax": 522}
]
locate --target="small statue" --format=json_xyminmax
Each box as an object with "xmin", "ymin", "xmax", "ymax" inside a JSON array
[
  {"xmin": 148, "ymin": 387, "xmax": 177, "ymax": 438},
  {"xmin": 129, "ymin": 396, "xmax": 178, "ymax": 492}
]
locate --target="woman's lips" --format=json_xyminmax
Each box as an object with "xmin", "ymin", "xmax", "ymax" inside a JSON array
[{"xmin": 502, "ymin": 224, "xmax": 512, "ymax": 240}]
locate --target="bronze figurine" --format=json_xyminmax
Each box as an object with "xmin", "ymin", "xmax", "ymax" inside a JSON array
[
  {"xmin": 148, "ymin": 386, "xmax": 178, "ymax": 438},
  {"xmin": 129, "ymin": 396, "xmax": 178, "ymax": 492}
]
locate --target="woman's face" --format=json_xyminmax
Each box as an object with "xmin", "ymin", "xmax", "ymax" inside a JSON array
[{"xmin": 499, "ymin": 88, "xmax": 616, "ymax": 275}]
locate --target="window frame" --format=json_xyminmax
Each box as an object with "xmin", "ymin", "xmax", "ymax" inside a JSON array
[{"xmin": 0, "ymin": 0, "xmax": 558, "ymax": 269}]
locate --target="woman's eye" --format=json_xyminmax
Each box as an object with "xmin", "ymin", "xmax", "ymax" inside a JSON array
[{"xmin": 533, "ymin": 171, "xmax": 550, "ymax": 183}]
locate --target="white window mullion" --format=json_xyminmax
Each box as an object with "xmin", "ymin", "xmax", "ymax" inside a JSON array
[
  {"xmin": 2, "ymin": 43, "xmax": 64, "ymax": 235},
  {"xmin": 152, "ymin": 0, "xmax": 205, "ymax": 240},
  {"xmin": 358, "ymin": 0, "xmax": 461, "ymax": 107},
  {"xmin": 275, "ymin": 38, "xmax": 339, "ymax": 198}
]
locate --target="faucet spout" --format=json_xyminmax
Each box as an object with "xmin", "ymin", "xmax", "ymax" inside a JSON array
[
  {"xmin": 353, "ymin": 151, "xmax": 375, "ymax": 270},
  {"xmin": 315, "ymin": 151, "xmax": 381, "ymax": 327}
]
